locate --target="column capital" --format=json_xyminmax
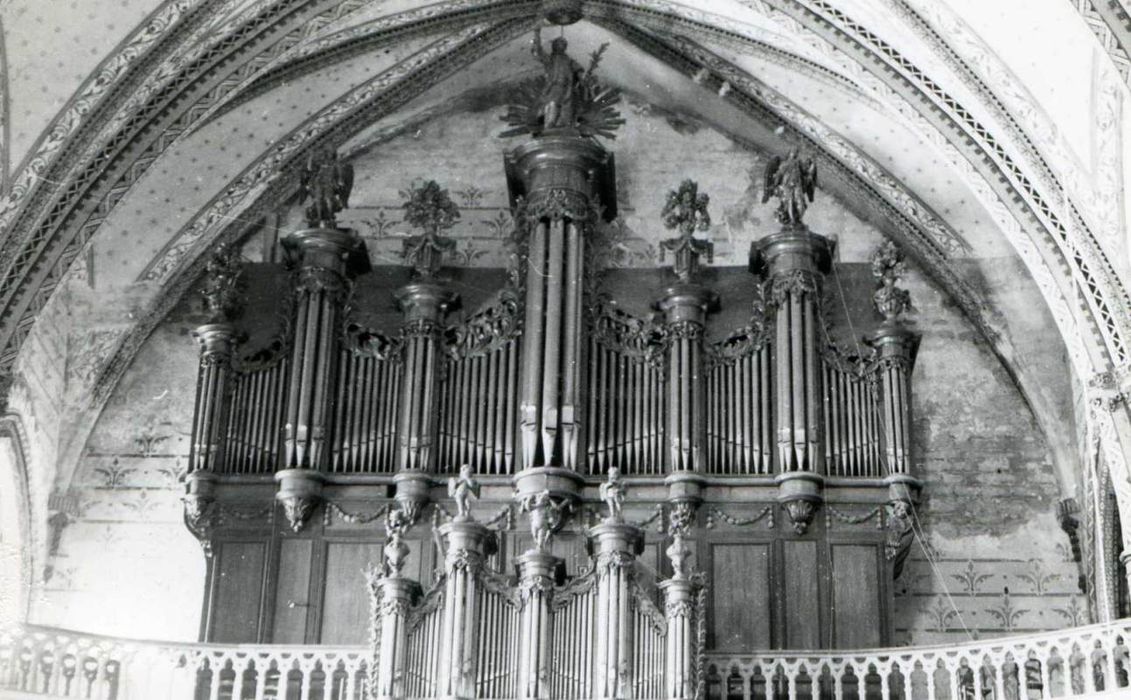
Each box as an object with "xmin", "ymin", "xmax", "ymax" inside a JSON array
[
  {"xmin": 588, "ymin": 521, "xmax": 645, "ymax": 564},
  {"xmin": 191, "ymin": 322, "xmax": 238, "ymax": 361},
  {"xmin": 394, "ymin": 281, "xmax": 459, "ymax": 323},
  {"xmin": 656, "ymin": 283, "xmax": 720, "ymax": 324},
  {"xmin": 282, "ymin": 226, "xmax": 369, "ymax": 278},
  {"xmin": 749, "ymin": 225, "xmax": 834, "ymax": 278}
]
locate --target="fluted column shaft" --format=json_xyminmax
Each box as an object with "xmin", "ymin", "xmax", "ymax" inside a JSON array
[
  {"xmin": 395, "ymin": 282, "xmax": 457, "ymax": 473},
  {"xmin": 660, "ymin": 578, "xmax": 698, "ymax": 700},
  {"xmin": 190, "ymin": 323, "xmax": 237, "ymax": 473},
  {"xmin": 281, "ymin": 228, "xmax": 364, "ymax": 470},
  {"xmin": 373, "ymin": 577, "xmax": 420, "ymax": 700},
  {"xmin": 516, "ymin": 550, "xmax": 560, "ymax": 699},
  {"xmin": 751, "ymin": 228, "xmax": 834, "ymax": 474},
  {"xmin": 590, "ymin": 522, "xmax": 643, "ymax": 699},
  {"xmin": 438, "ymin": 521, "xmax": 493, "ymax": 699},
  {"xmin": 867, "ymin": 325, "xmax": 918, "ymax": 475},
  {"xmin": 657, "ymin": 285, "xmax": 717, "ymax": 473}
]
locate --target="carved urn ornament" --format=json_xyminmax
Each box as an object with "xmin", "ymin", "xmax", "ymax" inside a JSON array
[{"xmin": 382, "ymin": 508, "xmax": 412, "ymax": 577}]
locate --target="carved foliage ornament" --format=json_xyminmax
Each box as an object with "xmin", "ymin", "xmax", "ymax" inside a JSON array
[
  {"xmin": 885, "ymin": 500, "xmax": 915, "ymax": 579},
  {"xmin": 766, "ymin": 269, "xmax": 821, "ymax": 306},
  {"xmin": 782, "ymin": 499, "xmax": 818, "ymax": 535},
  {"xmin": 280, "ymin": 495, "xmax": 318, "ymax": 534},
  {"xmin": 200, "ymin": 244, "xmax": 245, "ymax": 322},
  {"xmin": 445, "ymin": 289, "xmax": 522, "ymax": 358},
  {"xmin": 401, "ymin": 179, "xmax": 459, "ymax": 279},
  {"xmin": 660, "ymin": 179, "xmax": 713, "ymax": 283},
  {"xmin": 872, "ymin": 239, "xmax": 912, "ymax": 321}
]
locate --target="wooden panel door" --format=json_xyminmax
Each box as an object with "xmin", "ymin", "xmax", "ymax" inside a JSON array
[
  {"xmin": 270, "ymin": 539, "xmax": 313, "ymax": 643},
  {"xmin": 210, "ymin": 540, "xmax": 267, "ymax": 643},
  {"xmin": 781, "ymin": 540, "xmax": 820, "ymax": 649},
  {"xmin": 831, "ymin": 544, "xmax": 883, "ymax": 648},
  {"xmin": 709, "ymin": 542, "xmax": 771, "ymax": 650},
  {"xmin": 319, "ymin": 541, "xmax": 381, "ymax": 644}
]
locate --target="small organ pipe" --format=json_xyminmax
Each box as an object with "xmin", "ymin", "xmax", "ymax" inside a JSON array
[{"xmin": 657, "ymin": 285, "xmax": 717, "ymax": 474}]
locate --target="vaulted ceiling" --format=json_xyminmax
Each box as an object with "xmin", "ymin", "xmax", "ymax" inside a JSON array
[{"xmin": 2, "ymin": 0, "xmax": 1129, "ymax": 511}]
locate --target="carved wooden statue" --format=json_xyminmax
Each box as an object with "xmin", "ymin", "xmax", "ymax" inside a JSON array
[
  {"xmin": 447, "ymin": 464, "xmax": 480, "ymax": 522},
  {"xmin": 762, "ymin": 148, "xmax": 818, "ymax": 225},
  {"xmin": 534, "ymin": 28, "xmax": 582, "ymax": 130},
  {"xmin": 599, "ymin": 467, "xmax": 626, "ymax": 523},
  {"xmin": 299, "ymin": 148, "xmax": 354, "ymax": 228},
  {"xmin": 522, "ymin": 490, "xmax": 569, "ymax": 551}
]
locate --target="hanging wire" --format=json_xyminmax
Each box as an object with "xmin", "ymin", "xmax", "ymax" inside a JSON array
[{"xmin": 829, "ymin": 255, "xmax": 976, "ymax": 640}]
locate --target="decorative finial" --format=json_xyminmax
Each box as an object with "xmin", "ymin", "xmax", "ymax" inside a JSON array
[
  {"xmin": 499, "ymin": 29, "xmax": 624, "ymax": 139},
  {"xmin": 299, "ymin": 148, "xmax": 354, "ymax": 228},
  {"xmin": 871, "ymin": 239, "xmax": 912, "ymax": 322},
  {"xmin": 599, "ymin": 467, "xmax": 626, "ymax": 523},
  {"xmin": 762, "ymin": 148, "xmax": 818, "ymax": 226},
  {"xmin": 447, "ymin": 464, "xmax": 481, "ymax": 522},
  {"xmin": 401, "ymin": 180, "xmax": 459, "ymax": 279},
  {"xmin": 521, "ymin": 490, "xmax": 570, "ymax": 552},
  {"xmin": 200, "ymin": 243, "xmax": 244, "ymax": 322},
  {"xmin": 382, "ymin": 508, "xmax": 411, "ymax": 577},
  {"xmin": 660, "ymin": 179, "xmax": 713, "ymax": 282}
]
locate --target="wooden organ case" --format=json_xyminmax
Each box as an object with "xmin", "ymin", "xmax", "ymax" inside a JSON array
[{"xmin": 181, "ymin": 44, "xmax": 922, "ymax": 700}]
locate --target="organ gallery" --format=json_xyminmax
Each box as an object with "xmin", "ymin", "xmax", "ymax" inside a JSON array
[{"xmin": 2, "ymin": 2, "xmax": 1130, "ymax": 700}]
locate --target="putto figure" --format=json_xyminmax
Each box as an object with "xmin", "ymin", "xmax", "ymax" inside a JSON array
[
  {"xmin": 522, "ymin": 490, "xmax": 570, "ymax": 551},
  {"xmin": 299, "ymin": 148, "xmax": 354, "ymax": 228},
  {"xmin": 599, "ymin": 467, "xmax": 626, "ymax": 523},
  {"xmin": 534, "ymin": 27, "xmax": 581, "ymax": 130},
  {"xmin": 447, "ymin": 464, "xmax": 480, "ymax": 522},
  {"xmin": 762, "ymin": 148, "xmax": 818, "ymax": 226}
]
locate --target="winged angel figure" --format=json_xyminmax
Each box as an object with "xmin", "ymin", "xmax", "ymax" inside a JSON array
[
  {"xmin": 762, "ymin": 148, "xmax": 818, "ymax": 226},
  {"xmin": 299, "ymin": 149, "xmax": 354, "ymax": 228}
]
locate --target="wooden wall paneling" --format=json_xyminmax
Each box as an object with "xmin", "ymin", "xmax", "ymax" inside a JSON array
[
  {"xmin": 830, "ymin": 544, "xmax": 882, "ymax": 648},
  {"xmin": 709, "ymin": 541, "xmax": 772, "ymax": 651},
  {"xmin": 270, "ymin": 538, "xmax": 314, "ymax": 643},
  {"xmin": 780, "ymin": 540, "xmax": 820, "ymax": 650},
  {"xmin": 209, "ymin": 539, "xmax": 269, "ymax": 643},
  {"xmin": 319, "ymin": 539, "xmax": 383, "ymax": 644}
]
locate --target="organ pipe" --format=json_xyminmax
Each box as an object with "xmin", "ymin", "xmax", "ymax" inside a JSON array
[
  {"xmin": 189, "ymin": 323, "xmax": 237, "ymax": 474},
  {"xmin": 516, "ymin": 550, "xmax": 561, "ymax": 699},
  {"xmin": 437, "ymin": 520, "xmax": 495, "ymax": 699}
]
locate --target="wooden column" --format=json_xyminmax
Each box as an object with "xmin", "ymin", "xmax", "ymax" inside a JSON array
[
  {"xmin": 437, "ymin": 520, "xmax": 495, "ymax": 700},
  {"xmin": 516, "ymin": 550, "xmax": 561, "ymax": 699},
  {"xmin": 589, "ymin": 521, "xmax": 643, "ymax": 699},
  {"xmin": 370, "ymin": 576, "xmax": 421, "ymax": 700},
  {"xmin": 751, "ymin": 227, "xmax": 833, "ymax": 533}
]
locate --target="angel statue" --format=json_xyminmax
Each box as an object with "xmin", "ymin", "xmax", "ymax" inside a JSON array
[
  {"xmin": 599, "ymin": 467, "xmax": 626, "ymax": 523},
  {"xmin": 447, "ymin": 464, "xmax": 480, "ymax": 522},
  {"xmin": 522, "ymin": 490, "xmax": 570, "ymax": 551},
  {"xmin": 299, "ymin": 148, "xmax": 354, "ymax": 228},
  {"xmin": 762, "ymin": 148, "xmax": 818, "ymax": 226}
]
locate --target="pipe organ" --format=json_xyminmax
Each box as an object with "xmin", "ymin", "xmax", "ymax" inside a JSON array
[{"xmin": 181, "ymin": 27, "xmax": 923, "ymax": 699}]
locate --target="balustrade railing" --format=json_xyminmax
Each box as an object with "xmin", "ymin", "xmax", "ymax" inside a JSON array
[{"xmin": 5, "ymin": 621, "xmax": 1131, "ymax": 699}]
